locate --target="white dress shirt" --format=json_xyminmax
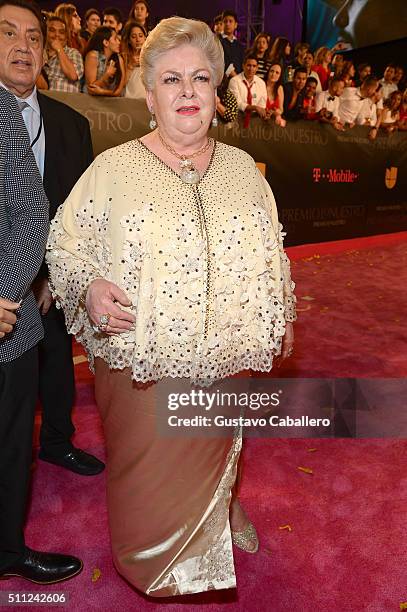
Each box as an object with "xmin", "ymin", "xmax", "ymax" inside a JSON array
[
  {"xmin": 0, "ymin": 82, "xmax": 45, "ymax": 178},
  {"xmin": 338, "ymin": 86, "xmax": 369, "ymax": 124},
  {"xmin": 379, "ymin": 79, "xmax": 398, "ymax": 101},
  {"xmin": 228, "ymin": 72, "xmax": 267, "ymax": 113},
  {"xmin": 315, "ymin": 90, "xmax": 340, "ymax": 119}
]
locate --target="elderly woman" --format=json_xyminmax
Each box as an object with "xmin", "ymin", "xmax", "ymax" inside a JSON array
[{"xmin": 47, "ymin": 17, "xmax": 295, "ymax": 597}]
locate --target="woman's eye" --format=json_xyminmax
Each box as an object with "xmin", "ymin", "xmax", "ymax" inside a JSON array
[
  {"xmin": 195, "ymin": 74, "xmax": 209, "ymax": 82},
  {"xmin": 164, "ymin": 76, "xmax": 179, "ymax": 84}
]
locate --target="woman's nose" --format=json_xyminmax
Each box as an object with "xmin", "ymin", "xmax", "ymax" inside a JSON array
[{"xmin": 333, "ymin": 0, "xmax": 350, "ymax": 29}]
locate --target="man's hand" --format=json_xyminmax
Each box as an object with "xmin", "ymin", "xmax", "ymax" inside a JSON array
[
  {"xmin": 86, "ymin": 279, "xmax": 136, "ymax": 335},
  {"xmin": 32, "ymin": 278, "xmax": 53, "ymax": 315},
  {"xmin": 0, "ymin": 298, "xmax": 20, "ymax": 338}
]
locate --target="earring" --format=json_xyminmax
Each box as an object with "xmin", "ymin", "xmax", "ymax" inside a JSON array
[
  {"xmin": 149, "ymin": 112, "xmax": 157, "ymax": 130},
  {"xmin": 211, "ymin": 114, "xmax": 218, "ymax": 127}
]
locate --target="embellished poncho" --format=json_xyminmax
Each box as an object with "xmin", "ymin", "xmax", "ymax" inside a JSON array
[{"xmin": 46, "ymin": 140, "xmax": 296, "ymax": 382}]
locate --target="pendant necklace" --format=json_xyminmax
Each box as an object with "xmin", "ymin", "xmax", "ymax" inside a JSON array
[{"xmin": 158, "ymin": 131, "xmax": 214, "ymax": 184}]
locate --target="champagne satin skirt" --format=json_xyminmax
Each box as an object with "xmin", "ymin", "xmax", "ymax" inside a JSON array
[{"xmin": 94, "ymin": 358, "xmax": 242, "ymax": 597}]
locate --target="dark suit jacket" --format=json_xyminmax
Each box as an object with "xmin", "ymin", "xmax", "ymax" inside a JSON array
[
  {"xmin": 37, "ymin": 93, "xmax": 94, "ymax": 278},
  {"xmin": 283, "ymin": 83, "xmax": 305, "ymax": 121}
]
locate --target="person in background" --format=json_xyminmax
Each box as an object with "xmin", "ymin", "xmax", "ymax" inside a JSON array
[
  {"xmin": 102, "ymin": 6, "xmax": 123, "ymax": 35},
  {"xmin": 357, "ymin": 83, "xmax": 383, "ymax": 139},
  {"xmin": 300, "ymin": 76, "xmax": 318, "ymax": 120},
  {"xmin": 268, "ymin": 36, "xmax": 291, "ymax": 81},
  {"xmin": 339, "ymin": 60, "xmax": 355, "ymax": 87},
  {"xmin": 213, "ymin": 13, "xmax": 223, "ymax": 35},
  {"xmin": 249, "ymin": 32, "xmax": 270, "ymax": 80},
  {"xmin": 338, "ymin": 75, "xmax": 379, "ymax": 127},
  {"xmin": 393, "ymin": 66, "xmax": 405, "ymax": 91},
  {"xmin": 55, "ymin": 3, "xmax": 85, "ymax": 55},
  {"xmin": 315, "ymin": 76, "xmax": 345, "ymax": 130},
  {"xmin": 397, "ymin": 88, "xmax": 407, "ymax": 130},
  {"xmin": 219, "ymin": 9, "xmax": 245, "ymax": 77},
  {"xmin": 355, "ymin": 62, "xmax": 371, "ymax": 87},
  {"xmin": 128, "ymin": 0, "xmax": 150, "ymax": 33},
  {"xmin": 84, "ymin": 25, "xmax": 125, "ymax": 96},
  {"xmin": 80, "ymin": 8, "xmax": 101, "ymax": 42},
  {"xmin": 283, "ymin": 66, "xmax": 307, "ymax": 120},
  {"xmin": 215, "ymin": 75, "xmax": 238, "ymax": 124},
  {"xmin": 121, "ymin": 21, "xmax": 147, "ymax": 99},
  {"xmin": 44, "ymin": 15, "xmax": 83, "ymax": 92},
  {"xmin": 379, "ymin": 63, "xmax": 398, "ymax": 100},
  {"xmin": 302, "ymin": 50, "xmax": 322, "ymax": 92},
  {"xmin": 378, "ymin": 89, "xmax": 402, "ymax": 133},
  {"xmin": 312, "ymin": 46, "xmax": 332, "ymax": 90},
  {"xmin": 228, "ymin": 54, "xmax": 267, "ymax": 126},
  {"xmin": 292, "ymin": 41, "xmax": 310, "ymax": 69},
  {"xmin": 331, "ymin": 53, "xmax": 344, "ymax": 78},
  {"xmin": 264, "ymin": 63, "xmax": 285, "ymax": 127}
]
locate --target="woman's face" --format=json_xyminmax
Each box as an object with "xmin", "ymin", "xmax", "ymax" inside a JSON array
[
  {"xmin": 146, "ymin": 44, "xmax": 215, "ymax": 142},
  {"xmin": 391, "ymin": 93, "xmax": 402, "ymax": 109},
  {"xmin": 257, "ymin": 37, "xmax": 268, "ymax": 54},
  {"xmin": 86, "ymin": 13, "xmax": 100, "ymax": 34},
  {"xmin": 129, "ymin": 26, "xmax": 146, "ymax": 50},
  {"xmin": 303, "ymin": 52, "xmax": 313, "ymax": 70},
  {"xmin": 47, "ymin": 20, "xmax": 67, "ymax": 47},
  {"xmin": 285, "ymin": 42, "xmax": 291, "ymax": 56},
  {"xmin": 267, "ymin": 64, "xmax": 281, "ymax": 83},
  {"xmin": 107, "ymin": 31, "xmax": 120, "ymax": 54},
  {"xmin": 71, "ymin": 8, "xmax": 81, "ymax": 33},
  {"xmin": 359, "ymin": 65, "xmax": 371, "ymax": 80},
  {"xmin": 134, "ymin": 2, "xmax": 148, "ymax": 24}
]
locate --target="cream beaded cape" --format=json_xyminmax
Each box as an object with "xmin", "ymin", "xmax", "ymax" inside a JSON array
[{"xmin": 46, "ymin": 139, "xmax": 296, "ymax": 382}]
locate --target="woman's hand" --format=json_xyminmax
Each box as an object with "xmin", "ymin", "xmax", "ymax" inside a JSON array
[
  {"xmin": 276, "ymin": 322, "xmax": 294, "ymax": 367},
  {"xmin": 33, "ymin": 278, "xmax": 53, "ymax": 315},
  {"xmin": 104, "ymin": 59, "xmax": 117, "ymax": 80},
  {"xmin": 86, "ymin": 279, "xmax": 136, "ymax": 335}
]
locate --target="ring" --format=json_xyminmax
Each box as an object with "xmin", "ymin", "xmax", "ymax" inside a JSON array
[{"xmin": 99, "ymin": 313, "xmax": 111, "ymax": 326}]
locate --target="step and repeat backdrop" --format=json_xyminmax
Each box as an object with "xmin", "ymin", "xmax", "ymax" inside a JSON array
[{"xmin": 45, "ymin": 91, "xmax": 406, "ymax": 246}]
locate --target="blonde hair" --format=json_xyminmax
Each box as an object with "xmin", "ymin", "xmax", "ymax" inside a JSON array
[
  {"xmin": 314, "ymin": 46, "xmax": 331, "ymax": 66},
  {"xmin": 140, "ymin": 17, "xmax": 224, "ymax": 90}
]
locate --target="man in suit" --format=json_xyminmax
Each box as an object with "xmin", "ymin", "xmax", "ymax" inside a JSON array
[
  {"xmin": 0, "ymin": 86, "xmax": 82, "ymax": 582},
  {"xmin": 0, "ymin": 0, "xmax": 104, "ymax": 476}
]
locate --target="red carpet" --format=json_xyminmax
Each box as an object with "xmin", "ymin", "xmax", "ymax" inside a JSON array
[{"xmin": 8, "ymin": 233, "xmax": 406, "ymax": 611}]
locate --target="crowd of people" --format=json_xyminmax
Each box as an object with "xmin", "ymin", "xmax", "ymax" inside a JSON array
[{"xmin": 34, "ymin": 5, "xmax": 406, "ymax": 138}]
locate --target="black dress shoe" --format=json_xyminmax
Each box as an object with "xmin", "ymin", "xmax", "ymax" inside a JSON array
[
  {"xmin": 0, "ymin": 547, "xmax": 82, "ymax": 584},
  {"xmin": 39, "ymin": 447, "xmax": 105, "ymax": 476}
]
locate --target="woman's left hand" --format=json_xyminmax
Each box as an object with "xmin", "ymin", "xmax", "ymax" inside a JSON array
[{"xmin": 276, "ymin": 322, "xmax": 294, "ymax": 367}]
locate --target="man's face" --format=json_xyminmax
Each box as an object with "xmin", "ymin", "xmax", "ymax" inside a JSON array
[
  {"xmin": 305, "ymin": 81, "xmax": 317, "ymax": 98},
  {"xmin": 359, "ymin": 65, "xmax": 371, "ymax": 81},
  {"xmin": 360, "ymin": 80, "xmax": 378, "ymax": 98},
  {"xmin": 103, "ymin": 14, "xmax": 121, "ymax": 33},
  {"xmin": 293, "ymin": 71, "xmax": 307, "ymax": 91},
  {"xmin": 47, "ymin": 20, "xmax": 67, "ymax": 48},
  {"xmin": 383, "ymin": 66, "xmax": 395, "ymax": 82},
  {"xmin": 0, "ymin": 5, "xmax": 43, "ymax": 98},
  {"xmin": 330, "ymin": 79, "xmax": 345, "ymax": 97},
  {"xmin": 243, "ymin": 59, "xmax": 258, "ymax": 81},
  {"xmin": 303, "ymin": 52, "xmax": 313, "ymax": 70},
  {"xmin": 223, "ymin": 16, "xmax": 237, "ymax": 36},
  {"xmin": 331, "ymin": 0, "xmax": 407, "ymax": 49}
]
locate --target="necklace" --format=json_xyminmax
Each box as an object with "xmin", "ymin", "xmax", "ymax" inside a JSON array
[{"xmin": 158, "ymin": 131, "xmax": 214, "ymax": 184}]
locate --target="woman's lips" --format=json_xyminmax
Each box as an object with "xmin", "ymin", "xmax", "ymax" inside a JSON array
[{"xmin": 177, "ymin": 106, "xmax": 200, "ymax": 115}]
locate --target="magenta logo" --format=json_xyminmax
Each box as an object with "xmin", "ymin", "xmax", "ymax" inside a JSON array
[{"xmin": 312, "ymin": 168, "xmax": 359, "ymax": 183}]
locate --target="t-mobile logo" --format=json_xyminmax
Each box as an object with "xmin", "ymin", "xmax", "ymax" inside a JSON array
[{"xmin": 313, "ymin": 167, "xmax": 321, "ymax": 182}]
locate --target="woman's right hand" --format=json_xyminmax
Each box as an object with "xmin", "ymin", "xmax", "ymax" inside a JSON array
[{"xmin": 86, "ymin": 279, "xmax": 136, "ymax": 335}]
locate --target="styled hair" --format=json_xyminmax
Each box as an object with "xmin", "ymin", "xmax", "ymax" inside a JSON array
[
  {"xmin": 140, "ymin": 17, "xmax": 224, "ymax": 90},
  {"xmin": 384, "ymin": 89, "xmax": 402, "ymax": 110},
  {"xmin": 250, "ymin": 32, "xmax": 270, "ymax": 59},
  {"xmin": 268, "ymin": 36, "xmax": 290, "ymax": 66},
  {"xmin": 222, "ymin": 9, "xmax": 237, "ymax": 22},
  {"xmin": 85, "ymin": 25, "xmax": 114, "ymax": 54},
  {"xmin": 128, "ymin": 0, "xmax": 150, "ymax": 28},
  {"xmin": 294, "ymin": 66, "xmax": 307, "ymax": 77},
  {"xmin": 84, "ymin": 7, "xmax": 100, "ymax": 23},
  {"xmin": 54, "ymin": 3, "xmax": 78, "ymax": 45},
  {"xmin": 294, "ymin": 41, "xmax": 309, "ymax": 57},
  {"xmin": 243, "ymin": 53, "xmax": 258, "ymax": 64},
  {"xmin": 314, "ymin": 46, "xmax": 331, "ymax": 65},
  {"xmin": 0, "ymin": 0, "xmax": 46, "ymax": 38},
  {"xmin": 265, "ymin": 62, "xmax": 283, "ymax": 97},
  {"xmin": 102, "ymin": 6, "xmax": 122, "ymax": 25},
  {"xmin": 121, "ymin": 20, "xmax": 147, "ymax": 69}
]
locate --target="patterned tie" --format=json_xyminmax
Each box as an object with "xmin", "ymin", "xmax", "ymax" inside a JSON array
[
  {"xmin": 243, "ymin": 80, "xmax": 253, "ymax": 128},
  {"xmin": 17, "ymin": 99, "xmax": 29, "ymax": 111}
]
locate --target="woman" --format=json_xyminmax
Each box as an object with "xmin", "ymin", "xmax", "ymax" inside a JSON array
[
  {"xmin": 302, "ymin": 51, "xmax": 322, "ymax": 92},
  {"xmin": 339, "ymin": 61, "xmax": 356, "ymax": 88},
  {"xmin": 128, "ymin": 0, "xmax": 151, "ymax": 32},
  {"xmin": 312, "ymin": 46, "xmax": 332, "ymax": 90},
  {"xmin": 47, "ymin": 17, "xmax": 295, "ymax": 597},
  {"xmin": 80, "ymin": 8, "xmax": 101, "ymax": 42},
  {"xmin": 264, "ymin": 63, "xmax": 286, "ymax": 126},
  {"xmin": 83, "ymin": 26, "xmax": 125, "ymax": 96},
  {"xmin": 249, "ymin": 32, "xmax": 270, "ymax": 80},
  {"xmin": 379, "ymin": 90, "xmax": 403, "ymax": 133},
  {"xmin": 121, "ymin": 21, "xmax": 147, "ymax": 99},
  {"xmin": 55, "ymin": 3, "xmax": 86, "ymax": 55},
  {"xmin": 268, "ymin": 36, "xmax": 291, "ymax": 81},
  {"xmin": 44, "ymin": 15, "xmax": 83, "ymax": 93}
]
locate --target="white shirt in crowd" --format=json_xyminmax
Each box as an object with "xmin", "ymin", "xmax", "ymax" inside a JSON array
[
  {"xmin": 338, "ymin": 86, "xmax": 370, "ymax": 124},
  {"xmin": 379, "ymin": 79, "xmax": 398, "ymax": 101},
  {"xmin": 309, "ymin": 70, "xmax": 322, "ymax": 93},
  {"xmin": 315, "ymin": 90, "xmax": 340, "ymax": 120},
  {"xmin": 355, "ymin": 97, "xmax": 383, "ymax": 126},
  {"xmin": 228, "ymin": 72, "xmax": 267, "ymax": 113}
]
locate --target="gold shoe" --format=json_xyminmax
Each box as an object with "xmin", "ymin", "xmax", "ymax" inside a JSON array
[{"xmin": 231, "ymin": 522, "xmax": 259, "ymax": 553}]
